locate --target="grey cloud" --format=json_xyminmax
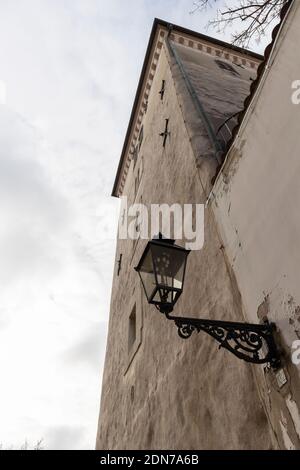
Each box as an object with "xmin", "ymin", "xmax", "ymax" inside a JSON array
[
  {"xmin": 0, "ymin": 155, "xmax": 66, "ymax": 226},
  {"xmin": 0, "ymin": 308, "xmax": 10, "ymax": 329},
  {"xmin": 0, "ymin": 108, "xmax": 71, "ymax": 285},
  {"xmin": 0, "ymin": 0, "xmax": 271, "ymax": 453},
  {"xmin": 0, "ymin": 108, "xmax": 70, "ymax": 225},
  {"xmin": 62, "ymin": 323, "xmax": 108, "ymax": 371},
  {"xmin": 44, "ymin": 425, "xmax": 86, "ymax": 450}
]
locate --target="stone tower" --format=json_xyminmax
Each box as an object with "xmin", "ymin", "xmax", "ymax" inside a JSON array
[{"xmin": 97, "ymin": 4, "xmax": 300, "ymax": 450}]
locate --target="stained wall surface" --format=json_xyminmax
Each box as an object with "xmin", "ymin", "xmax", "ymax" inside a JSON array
[
  {"xmin": 211, "ymin": 0, "xmax": 300, "ymax": 450},
  {"xmin": 96, "ymin": 39, "xmax": 273, "ymax": 450}
]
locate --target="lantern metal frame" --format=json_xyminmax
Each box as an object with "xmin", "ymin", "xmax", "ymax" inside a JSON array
[
  {"xmin": 134, "ymin": 236, "xmax": 190, "ymax": 314},
  {"xmin": 135, "ymin": 236, "xmax": 281, "ymax": 370}
]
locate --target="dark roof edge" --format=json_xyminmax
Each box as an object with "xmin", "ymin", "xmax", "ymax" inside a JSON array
[
  {"xmin": 155, "ymin": 18, "xmax": 263, "ymax": 60},
  {"xmin": 112, "ymin": 18, "xmax": 264, "ymax": 197}
]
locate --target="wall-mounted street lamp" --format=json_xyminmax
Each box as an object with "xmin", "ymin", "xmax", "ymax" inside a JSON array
[{"xmin": 135, "ymin": 235, "xmax": 281, "ymax": 369}]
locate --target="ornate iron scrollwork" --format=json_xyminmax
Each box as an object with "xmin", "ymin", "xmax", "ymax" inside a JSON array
[{"xmin": 165, "ymin": 314, "xmax": 280, "ymax": 369}]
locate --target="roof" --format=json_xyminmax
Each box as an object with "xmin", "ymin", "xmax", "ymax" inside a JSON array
[
  {"xmin": 112, "ymin": 18, "xmax": 263, "ymax": 197},
  {"xmin": 171, "ymin": 40, "xmax": 258, "ymax": 150}
]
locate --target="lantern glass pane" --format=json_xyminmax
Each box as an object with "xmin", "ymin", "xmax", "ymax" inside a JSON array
[
  {"xmin": 138, "ymin": 247, "xmax": 156, "ymax": 301},
  {"xmin": 151, "ymin": 244, "xmax": 187, "ymax": 291}
]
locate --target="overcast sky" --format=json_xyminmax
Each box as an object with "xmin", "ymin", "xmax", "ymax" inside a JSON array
[{"xmin": 0, "ymin": 0, "xmax": 273, "ymax": 450}]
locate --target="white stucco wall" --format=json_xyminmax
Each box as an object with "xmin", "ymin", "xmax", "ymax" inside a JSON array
[{"xmin": 211, "ymin": 0, "xmax": 300, "ymax": 448}]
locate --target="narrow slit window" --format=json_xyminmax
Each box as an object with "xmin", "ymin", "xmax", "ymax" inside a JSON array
[
  {"xmin": 138, "ymin": 126, "xmax": 144, "ymax": 151},
  {"xmin": 128, "ymin": 305, "xmax": 136, "ymax": 353},
  {"xmin": 159, "ymin": 80, "xmax": 165, "ymax": 100},
  {"xmin": 132, "ymin": 145, "xmax": 138, "ymax": 168},
  {"xmin": 117, "ymin": 254, "xmax": 122, "ymax": 276}
]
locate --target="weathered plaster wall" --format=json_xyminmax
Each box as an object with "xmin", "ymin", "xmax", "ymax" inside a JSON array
[
  {"xmin": 96, "ymin": 41, "xmax": 273, "ymax": 450},
  {"xmin": 211, "ymin": 0, "xmax": 300, "ymax": 449}
]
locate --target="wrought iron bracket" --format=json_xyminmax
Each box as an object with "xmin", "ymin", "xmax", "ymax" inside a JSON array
[{"xmin": 164, "ymin": 312, "xmax": 281, "ymax": 369}]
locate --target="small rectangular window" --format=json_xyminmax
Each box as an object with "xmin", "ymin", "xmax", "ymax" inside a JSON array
[
  {"xmin": 128, "ymin": 305, "xmax": 136, "ymax": 353},
  {"xmin": 124, "ymin": 295, "xmax": 143, "ymax": 374}
]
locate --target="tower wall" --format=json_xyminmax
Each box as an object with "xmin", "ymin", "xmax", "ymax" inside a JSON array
[{"xmin": 96, "ymin": 43, "xmax": 273, "ymax": 450}]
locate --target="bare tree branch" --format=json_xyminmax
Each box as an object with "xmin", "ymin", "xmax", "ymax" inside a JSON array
[
  {"xmin": 190, "ymin": 0, "xmax": 289, "ymax": 47},
  {"xmin": 0, "ymin": 438, "xmax": 44, "ymax": 450}
]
